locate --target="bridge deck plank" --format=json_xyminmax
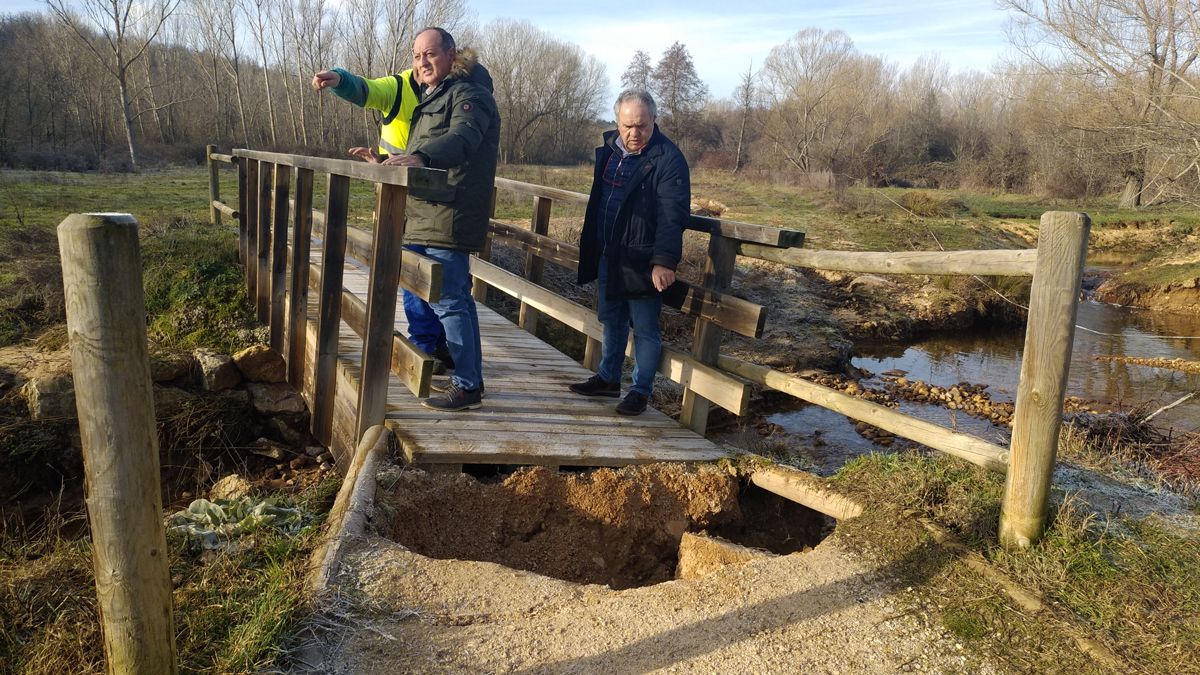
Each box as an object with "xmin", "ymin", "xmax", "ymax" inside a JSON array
[{"xmin": 305, "ymin": 233, "xmax": 727, "ymax": 467}]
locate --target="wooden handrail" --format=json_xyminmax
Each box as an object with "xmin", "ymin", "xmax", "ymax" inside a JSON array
[
  {"xmin": 469, "ymin": 256, "xmax": 752, "ymax": 415},
  {"xmin": 492, "ymin": 176, "xmax": 805, "ymax": 247},
  {"xmin": 233, "ymin": 148, "xmax": 449, "ymax": 192},
  {"xmin": 740, "ymin": 243, "xmax": 1038, "ymax": 276},
  {"xmin": 488, "ymin": 219, "xmax": 767, "ymax": 338}
]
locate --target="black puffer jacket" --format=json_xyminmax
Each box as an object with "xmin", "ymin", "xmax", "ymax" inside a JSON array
[{"xmin": 577, "ymin": 126, "xmax": 690, "ymax": 298}]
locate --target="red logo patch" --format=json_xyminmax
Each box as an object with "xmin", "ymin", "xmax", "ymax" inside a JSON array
[{"xmin": 461, "ymin": 102, "xmax": 473, "ymax": 112}]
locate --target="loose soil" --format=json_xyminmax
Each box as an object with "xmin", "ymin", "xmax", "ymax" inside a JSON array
[
  {"xmin": 375, "ymin": 464, "xmax": 830, "ymax": 590},
  {"xmin": 300, "ymin": 462, "xmax": 995, "ymax": 674}
]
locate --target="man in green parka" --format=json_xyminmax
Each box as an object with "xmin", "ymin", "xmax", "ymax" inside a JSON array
[{"xmin": 316, "ymin": 27, "xmax": 499, "ymax": 411}]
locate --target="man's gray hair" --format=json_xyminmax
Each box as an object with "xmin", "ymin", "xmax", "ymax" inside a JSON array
[
  {"xmin": 417, "ymin": 26, "xmax": 456, "ymax": 51},
  {"xmin": 614, "ymin": 89, "xmax": 657, "ymax": 119}
]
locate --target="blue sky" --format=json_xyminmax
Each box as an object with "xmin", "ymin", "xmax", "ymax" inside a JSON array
[
  {"xmin": 468, "ymin": 0, "xmax": 1016, "ymax": 97},
  {"xmin": 5, "ymin": 0, "xmax": 1016, "ymax": 98}
]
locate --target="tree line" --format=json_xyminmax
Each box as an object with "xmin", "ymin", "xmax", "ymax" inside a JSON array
[{"xmin": 2, "ymin": 0, "xmax": 1196, "ymax": 206}]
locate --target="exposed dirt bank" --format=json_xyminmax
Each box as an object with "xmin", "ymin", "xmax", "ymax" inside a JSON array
[
  {"xmin": 1095, "ymin": 277, "xmax": 1200, "ymax": 315},
  {"xmin": 300, "ymin": 463, "xmax": 995, "ymax": 674},
  {"xmin": 375, "ymin": 464, "xmax": 830, "ymax": 590}
]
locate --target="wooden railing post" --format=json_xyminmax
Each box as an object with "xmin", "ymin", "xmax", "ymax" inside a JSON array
[
  {"xmin": 680, "ymin": 233, "xmax": 738, "ymax": 434},
  {"xmin": 206, "ymin": 144, "xmax": 221, "ymax": 227},
  {"xmin": 518, "ymin": 195, "xmax": 552, "ymax": 335},
  {"xmin": 57, "ymin": 213, "xmax": 178, "ymax": 675},
  {"xmin": 1000, "ymin": 211, "xmax": 1090, "ymax": 549},
  {"xmin": 269, "ymin": 163, "xmax": 292, "ymax": 352},
  {"xmin": 583, "ymin": 336, "xmax": 602, "ymax": 371},
  {"xmin": 471, "ymin": 187, "xmax": 498, "ymax": 303},
  {"xmin": 256, "ymin": 162, "xmax": 274, "ymax": 321},
  {"xmin": 356, "ymin": 182, "xmax": 407, "ymax": 441},
  {"xmin": 311, "ymin": 174, "xmax": 351, "ymax": 446},
  {"xmin": 244, "ymin": 159, "xmax": 260, "ymax": 295},
  {"xmin": 236, "ymin": 156, "xmax": 247, "ymax": 264},
  {"xmin": 288, "ymin": 168, "xmax": 315, "ymax": 387}
]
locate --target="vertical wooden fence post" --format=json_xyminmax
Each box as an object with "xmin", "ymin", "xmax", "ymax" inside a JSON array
[
  {"xmin": 356, "ymin": 182, "xmax": 407, "ymax": 441},
  {"xmin": 244, "ymin": 159, "xmax": 260, "ymax": 295},
  {"xmin": 1000, "ymin": 211, "xmax": 1090, "ymax": 549},
  {"xmin": 288, "ymin": 168, "xmax": 315, "ymax": 387},
  {"xmin": 311, "ymin": 174, "xmax": 351, "ymax": 446},
  {"xmin": 206, "ymin": 144, "xmax": 221, "ymax": 227},
  {"xmin": 471, "ymin": 187, "xmax": 498, "ymax": 303},
  {"xmin": 518, "ymin": 195, "xmax": 552, "ymax": 335},
  {"xmin": 269, "ymin": 163, "xmax": 292, "ymax": 351},
  {"xmin": 236, "ymin": 156, "xmax": 247, "ymax": 265},
  {"xmin": 583, "ymin": 337, "xmax": 603, "ymax": 371},
  {"xmin": 256, "ymin": 162, "xmax": 274, "ymax": 321},
  {"xmin": 680, "ymin": 233, "xmax": 738, "ymax": 434},
  {"xmin": 57, "ymin": 213, "xmax": 178, "ymax": 675}
]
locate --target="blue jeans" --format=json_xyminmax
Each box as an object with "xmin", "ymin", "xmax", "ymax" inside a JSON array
[
  {"xmin": 596, "ymin": 257, "xmax": 662, "ymax": 396},
  {"xmin": 423, "ymin": 248, "xmax": 482, "ymax": 391},
  {"xmin": 402, "ymin": 245, "xmax": 446, "ymax": 355}
]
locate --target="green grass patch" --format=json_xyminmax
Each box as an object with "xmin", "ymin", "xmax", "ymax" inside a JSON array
[
  {"xmin": 833, "ymin": 450, "xmax": 1200, "ymax": 672},
  {"xmin": 1, "ymin": 478, "xmax": 337, "ymax": 675},
  {"xmin": 1117, "ymin": 261, "xmax": 1200, "ymax": 288}
]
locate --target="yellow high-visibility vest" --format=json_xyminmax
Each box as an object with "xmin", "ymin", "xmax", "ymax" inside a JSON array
[{"xmin": 372, "ymin": 69, "xmax": 420, "ymax": 157}]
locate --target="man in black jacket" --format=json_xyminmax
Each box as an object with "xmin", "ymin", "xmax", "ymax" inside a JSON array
[{"xmin": 569, "ymin": 90, "xmax": 690, "ymax": 416}]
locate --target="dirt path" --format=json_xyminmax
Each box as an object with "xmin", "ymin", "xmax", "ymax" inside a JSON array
[
  {"xmin": 301, "ymin": 534, "xmax": 990, "ymax": 674},
  {"xmin": 296, "ymin": 464, "xmax": 996, "ymax": 673}
]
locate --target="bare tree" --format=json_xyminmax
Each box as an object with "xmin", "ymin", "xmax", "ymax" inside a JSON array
[
  {"xmin": 479, "ymin": 19, "xmax": 607, "ymax": 163},
  {"xmin": 46, "ymin": 0, "xmax": 182, "ymax": 169},
  {"xmin": 651, "ymin": 42, "xmax": 707, "ymax": 152},
  {"xmin": 621, "ymin": 50, "xmax": 652, "ymax": 92},
  {"xmin": 759, "ymin": 28, "xmax": 894, "ymax": 191},
  {"xmin": 1003, "ymin": 0, "xmax": 1200, "ymax": 206},
  {"xmin": 733, "ymin": 61, "xmax": 753, "ymax": 173},
  {"xmin": 241, "ymin": 0, "xmax": 279, "ymax": 146}
]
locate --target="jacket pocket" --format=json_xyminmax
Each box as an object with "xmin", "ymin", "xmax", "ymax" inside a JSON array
[{"xmin": 618, "ymin": 244, "xmax": 655, "ymax": 295}]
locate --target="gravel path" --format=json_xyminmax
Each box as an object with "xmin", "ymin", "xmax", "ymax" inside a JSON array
[{"xmin": 300, "ymin": 534, "xmax": 998, "ymax": 673}]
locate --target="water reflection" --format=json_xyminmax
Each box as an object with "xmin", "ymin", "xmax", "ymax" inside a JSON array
[{"xmin": 855, "ymin": 299, "xmax": 1200, "ymax": 433}]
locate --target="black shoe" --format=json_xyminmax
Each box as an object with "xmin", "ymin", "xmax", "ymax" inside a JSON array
[
  {"xmin": 421, "ymin": 384, "xmax": 482, "ymax": 411},
  {"xmin": 431, "ymin": 379, "xmax": 485, "ymax": 398},
  {"xmin": 433, "ymin": 343, "xmax": 455, "ymax": 372},
  {"xmin": 616, "ymin": 391, "xmax": 648, "ymax": 416},
  {"xmin": 569, "ymin": 375, "xmax": 620, "ymax": 398}
]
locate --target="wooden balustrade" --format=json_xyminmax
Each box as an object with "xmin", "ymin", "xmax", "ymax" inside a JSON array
[{"xmin": 209, "ymin": 147, "xmax": 1086, "ymax": 548}]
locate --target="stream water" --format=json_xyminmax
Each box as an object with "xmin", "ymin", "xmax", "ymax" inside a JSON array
[{"xmin": 769, "ymin": 291, "xmax": 1200, "ymax": 474}]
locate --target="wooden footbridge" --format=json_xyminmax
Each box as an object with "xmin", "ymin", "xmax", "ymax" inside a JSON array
[{"xmin": 206, "ymin": 146, "xmax": 1090, "ymax": 549}]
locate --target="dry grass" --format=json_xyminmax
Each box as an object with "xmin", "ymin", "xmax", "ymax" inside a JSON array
[
  {"xmin": 0, "ymin": 477, "xmax": 338, "ymax": 675},
  {"xmin": 833, "ymin": 447, "xmax": 1199, "ymax": 673}
]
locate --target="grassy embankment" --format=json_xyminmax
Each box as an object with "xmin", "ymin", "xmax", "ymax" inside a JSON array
[
  {"xmin": 0, "ymin": 167, "xmax": 331, "ymax": 674},
  {"xmin": 1, "ymin": 166, "xmax": 1197, "ymax": 673}
]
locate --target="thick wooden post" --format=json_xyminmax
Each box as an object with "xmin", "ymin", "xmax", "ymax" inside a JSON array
[
  {"xmin": 236, "ymin": 156, "xmax": 247, "ymax": 265},
  {"xmin": 57, "ymin": 213, "xmax": 178, "ymax": 675},
  {"xmin": 206, "ymin": 144, "xmax": 221, "ymax": 227},
  {"xmin": 583, "ymin": 336, "xmax": 603, "ymax": 371},
  {"xmin": 680, "ymin": 233, "xmax": 738, "ymax": 434},
  {"xmin": 269, "ymin": 163, "xmax": 292, "ymax": 351},
  {"xmin": 356, "ymin": 182, "xmax": 407, "ymax": 441},
  {"xmin": 256, "ymin": 162, "xmax": 274, "ymax": 321},
  {"xmin": 288, "ymin": 168, "xmax": 315, "ymax": 387},
  {"xmin": 518, "ymin": 195, "xmax": 552, "ymax": 335},
  {"xmin": 244, "ymin": 159, "xmax": 260, "ymax": 294},
  {"xmin": 471, "ymin": 187, "xmax": 498, "ymax": 303},
  {"xmin": 1000, "ymin": 211, "xmax": 1090, "ymax": 549},
  {"xmin": 311, "ymin": 174, "xmax": 351, "ymax": 445}
]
